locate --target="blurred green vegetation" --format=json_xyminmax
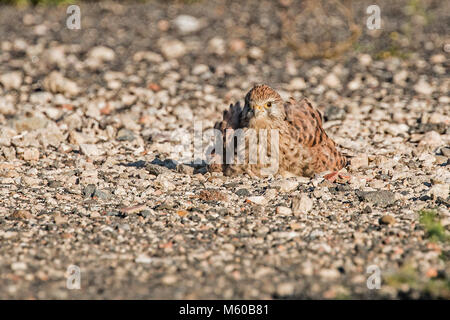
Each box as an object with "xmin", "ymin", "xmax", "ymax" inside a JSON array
[
  {"xmin": 419, "ymin": 209, "xmax": 449, "ymax": 243},
  {"xmin": 382, "ymin": 209, "xmax": 450, "ymax": 298},
  {"xmin": 385, "ymin": 265, "xmax": 450, "ymax": 299},
  {"xmin": 355, "ymin": 0, "xmax": 432, "ymax": 60}
]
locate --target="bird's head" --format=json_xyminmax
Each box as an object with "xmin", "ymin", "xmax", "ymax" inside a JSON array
[{"xmin": 244, "ymin": 84, "xmax": 285, "ymax": 121}]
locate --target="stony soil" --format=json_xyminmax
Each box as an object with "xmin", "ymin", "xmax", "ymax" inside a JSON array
[{"xmin": 0, "ymin": 0, "xmax": 449, "ymax": 299}]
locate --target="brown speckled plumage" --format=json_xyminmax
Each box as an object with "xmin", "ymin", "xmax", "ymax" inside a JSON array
[{"xmin": 209, "ymin": 84, "xmax": 347, "ymax": 177}]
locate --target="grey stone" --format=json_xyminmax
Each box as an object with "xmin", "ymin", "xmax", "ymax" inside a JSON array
[
  {"xmin": 356, "ymin": 190, "xmax": 396, "ymax": 207},
  {"xmin": 116, "ymin": 128, "xmax": 135, "ymax": 142},
  {"xmin": 94, "ymin": 189, "xmax": 112, "ymax": 200},
  {"xmin": 83, "ymin": 184, "xmax": 96, "ymax": 198},
  {"xmin": 145, "ymin": 163, "xmax": 167, "ymax": 176},
  {"xmin": 235, "ymin": 188, "xmax": 251, "ymax": 197},
  {"xmin": 324, "ymin": 105, "xmax": 345, "ymax": 121}
]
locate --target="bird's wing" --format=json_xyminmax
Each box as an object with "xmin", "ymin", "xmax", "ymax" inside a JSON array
[
  {"xmin": 284, "ymin": 97, "xmax": 347, "ymax": 170},
  {"xmin": 214, "ymin": 101, "xmax": 245, "ymax": 150},
  {"xmin": 214, "ymin": 101, "xmax": 243, "ymax": 131},
  {"xmin": 284, "ymin": 97, "xmax": 326, "ymax": 147},
  {"xmin": 209, "ymin": 102, "xmax": 244, "ymax": 172}
]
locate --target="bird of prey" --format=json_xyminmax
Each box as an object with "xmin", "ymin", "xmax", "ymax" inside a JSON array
[{"xmin": 208, "ymin": 84, "xmax": 347, "ymax": 177}]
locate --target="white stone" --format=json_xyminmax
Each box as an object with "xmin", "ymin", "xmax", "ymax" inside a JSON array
[
  {"xmin": 246, "ymin": 196, "xmax": 266, "ymax": 205},
  {"xmin": 80, "ymin": 144, "xmax": 104, "ymax": 157},
  {"xmin": 350, "ymin": 154, "xmax": 369, "ymax": 169},
  {"xmin": 272, "ymin": 179, "xmax": 298, "ymax": 192},
  {"xmin": 39, "ymin": 125, "xmax": 64, "ymax": 148},
  {"xmin": 277, "ymin": 283, "xmax": 295, "ymax": 296},
  {"xmin": 135, "ymin": 254, "xmax": 152, "ymax": 264},
  {"xmin": 292, "ymin": 195, "xmax": 313, "ymax": 215},
  {"xmin": 23, "ymin": 148, "xmax": 39, "ymax": 161},
  {"xmin": 419, "ymin": 131, "xmax": 443, "ymax": 147},
  {"xmin": 249, "ymin": 47, "xmax": 263, "ymax": 59},
  {"xmin": 264, "ymin": 188, "xmax": 277, "ymax": 200},
  {"xmin": 133, "ymin": 51, "xmax": 163, "ymax": 63},
  {"xmin": 276, "ymin": 206, "xmax": 292, "ymax": 216},
  {"xmin": 430, "ymin": 54, "xmax": 445, "ymax": 64},
  {"xmin": 319, "ymin": 268, "xmax": 340, "ymax": 279},
  {"xmin": 394, "ymin": 70, "xmax": 408, "ymax": 85},
  {"xmin": 429, "ymin": 184, "xmax": 449, "ymax": 199},
  {"xmin": 385, "ymin": 123, "xmax": 409, "ymax": 136},
  {"xmin": 11, "ymin": 262, "xmax": 27, "ymax": 271},
  {"xmin": 173, "ymin": 105, "xmax": 193, "ymax": 121},
  {"xmin": 414, "ymin": 79, "xmax": 434, "ymax": 95},
  {"xmin": 22, "ymin": 176, "xmax": 40, "ymax": 186},
  {"xmin": 358, "ymin": 54, "xmax": 372, "ymax": 66},
  {"xmin": 289, "ymin": 77, "xmax": 307, "ymax": 90},
  {"xmin": 0, "ymin": 96, "xmax": 16, "ymax": 115},
  {"xmin": 44, "ymin": 107, "xmax": 63, "ymax": 120},
  {"xmin": 0, "ymin": 71, "xmax": 22, "ymax": 90},
  {"xmin": 208, "ymin": 37, "xmax": 225, "ymax": 56},
  {"xmin": 429, "ymin": 113, "xmax": 449, "ymax": 125},
  {"xmin": 160, "ymin": 39, "xmax": 187, "ymax": 60},
  {"xmin": 43, "ymin": 71, "xmax": 79, "ymax": 97},
  {"xmin": 161, "ymin": 275, "xmax": 177, "ymax": 285},
  {"xmin": 174, "ymin": 15, "xmax": 201, "ymax": 34},
  {"xmin": 192, "ymin": 64, "xmax": 209, "ymax": 75},
  {"xmin": 29, "ymin": 92, "xmax": 53, "ymax": 104},
  {"xmin": 323, "ymin": 73, "xmax": 341, "ymax": 89},
  {"xmin": 45, "ymin": 46, "xmax": 66, "ymax": 65},
  {"xmin": 88, "ymin": 46, "xmax": 115, "ymax": 62},
  {"xmin": 347, "ymin": 78, "xmax": 361, "ymax": 91},
  {"xmin": 0, "ymin": 127, "xmax": 16, "ymax": 147}
]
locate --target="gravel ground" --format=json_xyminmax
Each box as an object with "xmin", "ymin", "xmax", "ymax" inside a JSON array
[{"xmin": 0, "ymin": 0, "xmax": 449, "ymax": 299}]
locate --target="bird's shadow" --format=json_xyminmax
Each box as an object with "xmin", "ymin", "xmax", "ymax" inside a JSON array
[{"xmin": 120, "ymin": 157, "xmax": 208, "ymax": 174}]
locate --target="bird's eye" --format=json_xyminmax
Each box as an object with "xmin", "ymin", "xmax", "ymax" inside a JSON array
[{"xmin": 266, "ymin": 102, "xmax": 272, "ymax": 107}]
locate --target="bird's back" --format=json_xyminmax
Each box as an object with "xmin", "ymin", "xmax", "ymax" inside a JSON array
[{"xmin": 282, "ymin": 97, "xmax": 347, "ymax": 176}]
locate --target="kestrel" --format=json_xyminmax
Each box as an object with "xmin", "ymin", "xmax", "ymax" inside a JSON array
[{"xmin": 209, "ymin": 84, "xmax": 347, "ymax": 177}]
